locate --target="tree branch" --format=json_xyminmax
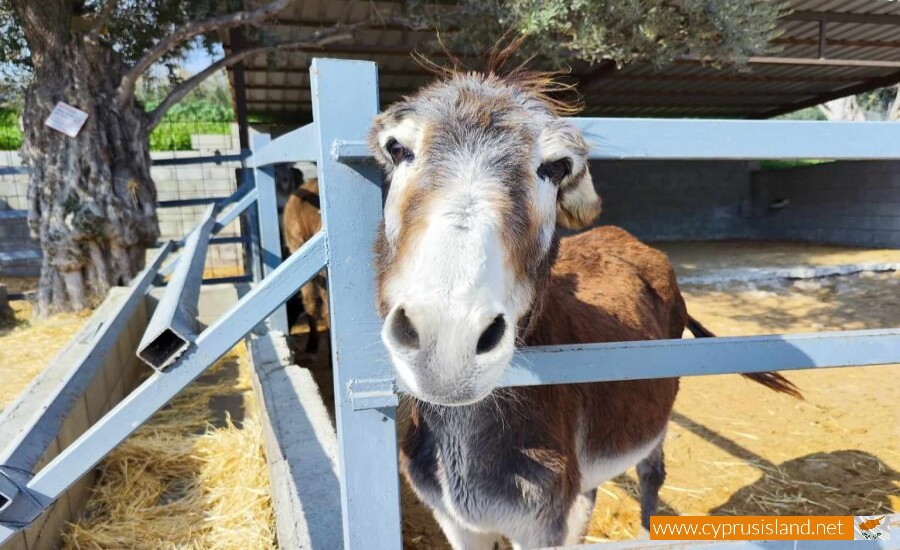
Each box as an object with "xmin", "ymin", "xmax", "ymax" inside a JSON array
[
  {"xmin": 87, "ymin": 0, "xmax": 118, "ymax": 40},
  {"xmin": 146, "ymin": 29, "xmax": 356, "ymax": 131},
  {"xmin": 117, "ymin": 0, "xmax": 291, "ymax": 107}
]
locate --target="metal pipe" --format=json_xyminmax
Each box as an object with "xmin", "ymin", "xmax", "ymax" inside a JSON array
[
  {"xmin": 151, "ymin": 153, "xmax": 244, "ymax": 166},
  {"xmin": 137, "ymin": 204, "xmax": 216, "ymax": 370},
  {"xmin": 246, "ymin": 122, "xmax": 318, "ymax": 167},
  {"xmin": 498, "ymin": 328, "xmax": 900, "ymax": 388},
  {"xmin": 0, "ymin": 231, "xmax": 327, "ymax": 543},
  {"xmin": 157, "ymin": 185, "xmax": 258, "ymax": 279},
  {"xmin": 327, "ymin": 118, "xmax": 900, "ymax": 162},
  {"xmin": 213, "ymin": 186, "xmax": 258, "ymax": 233}
]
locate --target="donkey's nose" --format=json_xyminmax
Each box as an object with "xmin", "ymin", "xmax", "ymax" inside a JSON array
[
  {"xmin": 387, "ymin": 307, "xmax": 420, "ymax": 350},
  {"xmin": 476, "ymin": 315, "xmax": 506, "ymax": 354}
]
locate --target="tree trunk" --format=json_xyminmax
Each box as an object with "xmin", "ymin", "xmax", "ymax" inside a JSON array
[
  {"xmin": 887, "ymin": 85, "xmax": 900, "ymax": 122},
  {"xmin": 22, "ymin": 40, "xmax": 159, "ymax": 316},
  {"xmin": 818, "ymin": 96, "xmax": 867, "ymax": 121}
]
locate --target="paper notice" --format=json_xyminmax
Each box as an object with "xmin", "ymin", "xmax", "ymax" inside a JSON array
[{"xmin": 44, "ymin": 102, "xmax": 89, "ymax": 137}]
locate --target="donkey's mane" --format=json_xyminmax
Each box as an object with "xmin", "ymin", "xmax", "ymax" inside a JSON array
[{"xmin": 411, "ymin": 34, "xmax": 583, "ymax": 117}]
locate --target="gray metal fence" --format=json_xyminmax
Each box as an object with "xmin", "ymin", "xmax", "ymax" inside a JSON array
[{"xmin": 0, "ymin": 58, "xmax": 898, "ymax": 549}]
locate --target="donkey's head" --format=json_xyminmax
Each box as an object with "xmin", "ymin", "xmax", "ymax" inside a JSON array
[{"xmin": 370, "ymin": 60, "xmax": 601, "ymax": 406}]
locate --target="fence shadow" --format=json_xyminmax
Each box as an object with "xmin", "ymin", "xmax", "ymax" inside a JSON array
[
  {"xmin": 713, "ymin": 450, "xmax": 899, "ymax": 517},
  {"xmin": 672, "ymin": 412, "xmax": 898, "ymax": 517}
]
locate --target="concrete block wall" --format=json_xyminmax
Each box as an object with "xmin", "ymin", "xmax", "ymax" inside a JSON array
[
  {"xmin": 751, "ymin": 161, "xmax": 900, "ymax": 248},
  {"xmin": 589, "ymin": 160, "xmax": 755, "ymax": 241},
  {"xmin": 0, "ymin": 151, "xmax": 28, "ymax": 211},
  {"xmin": 0, "ymin": 149, "xmax": 246, "ymax": 277}
]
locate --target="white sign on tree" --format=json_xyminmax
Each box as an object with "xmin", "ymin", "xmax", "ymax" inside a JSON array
[{"xmin": 44, "ymin": 102, "xmax": 89, "ymax": 137}]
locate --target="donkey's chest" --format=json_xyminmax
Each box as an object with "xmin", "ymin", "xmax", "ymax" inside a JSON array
[{"xmin": 401, "ymin": 412, "xmax": 577, "ymax": 530}]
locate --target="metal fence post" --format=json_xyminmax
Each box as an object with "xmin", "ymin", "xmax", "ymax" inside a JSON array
[
  {"xmin": 312, "ymin": 58, "xmax": 403, "ymax": 549},
  {"xmin": 252, "ymin": 134, "xmax": 289, "ymax": 334}
]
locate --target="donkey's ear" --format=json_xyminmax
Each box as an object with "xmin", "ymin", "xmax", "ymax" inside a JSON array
[
  {"xmin": 368, "ymin": 103, "xmax": 420, "ymax": 173},
  {"xmin": 540, "ymin": 121, "xmax": 602, "ymax": 229},
  {"xmin": 368, "ymin": 110, "xmax": 394, "ymax": 171}
]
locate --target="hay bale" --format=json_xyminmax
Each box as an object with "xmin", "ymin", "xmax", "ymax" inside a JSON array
[
  {"xmin": 0, "ymin": 304, "xmax": 90, "ymax": 409},
  {"xmin": 63, "ymin": 344, "xmax": 276, "ymax": 549}
]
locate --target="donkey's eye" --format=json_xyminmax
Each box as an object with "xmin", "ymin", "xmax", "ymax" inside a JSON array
[
  {"xmin": 387, "ymin": 139, "xmax": 413, "ymax": 165},
  {"xmin": 537, "ymin": 158, "xmax": 571, "ymax": 186}
]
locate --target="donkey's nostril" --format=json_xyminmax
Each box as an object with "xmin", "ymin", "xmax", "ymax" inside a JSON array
[
  {"xmin": 476, "ymin": 315, "xmax": 506, "ymax": 354},
  {"xmin": 391, "ymin": 308, "xmax": 420, "ymax": 350}
]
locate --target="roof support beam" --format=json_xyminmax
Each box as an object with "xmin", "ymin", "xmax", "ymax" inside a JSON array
[
  {"xmin": 747, "ymin": 56, "xmax": 900, "ymax": 69},
  {"xmin": 229, "ymin": 28, "xmax": 251, "ymax": 150},
  {"xmin": 679, "ymin": 56, "xmax": 900, "ymax": 69},
  {"xmin": 774, "ymin": 36, "xmax": 900, "ymax": 49},
  {"xmin": 783, "ymin": 10, "xmax": 900, "ymax": 26},
  {"xmin": 818, "ymin": 20, "xmax": 827, "ymax": 59}
]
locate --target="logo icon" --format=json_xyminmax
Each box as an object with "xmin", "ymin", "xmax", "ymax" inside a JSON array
[{"xmin": 855, "ymin": 516, "xmax": 890, "ymax": 540}]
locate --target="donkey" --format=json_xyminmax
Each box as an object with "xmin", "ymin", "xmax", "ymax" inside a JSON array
[
  {"xmin": 368, "ymin": 52, "xmax": 800, "ymax": 549},
  {"xmin": 282, "ymin": 178, "xmax": 329, "ymax": 353}
]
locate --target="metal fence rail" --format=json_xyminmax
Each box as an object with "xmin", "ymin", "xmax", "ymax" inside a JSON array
[{"xmin": 1, "ymin": 58, "xmax": 898, "ymax": 549}]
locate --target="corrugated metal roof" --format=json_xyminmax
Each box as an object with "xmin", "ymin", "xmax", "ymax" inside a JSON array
[{"xmin": 224, "ymin": 0, "xmax": 900, "ymax": 121}]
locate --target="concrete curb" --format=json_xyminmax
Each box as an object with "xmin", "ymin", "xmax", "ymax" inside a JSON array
[
  {"xmin": 248, "ymin": 331, "xmax": 342, "ymax": 550},
  {"xmin": 679, "ymin": 262, "xmax": 900, "ymax": 286}
]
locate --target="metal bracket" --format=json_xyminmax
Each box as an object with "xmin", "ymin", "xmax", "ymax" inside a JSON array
[
  {"xmin": 347, "ymin": 378, "xmax": 399, "ymax": 411},
  {"xmin": 0, "ymin": 466, "xmax": 43, "ymax": 528},
  {"xmin": 0, "ymin": 474, "xmax": 19, "ymax": 515},
  {"xmin": 331, "ymin": 140, "xmax": 373, "ymax": 164}
]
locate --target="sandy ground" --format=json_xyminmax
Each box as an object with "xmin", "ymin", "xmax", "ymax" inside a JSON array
[
  {"xmin": 584, "ymin": 269, "xmax": 900, "ymax": 543},
  {"xmin": 292, "ymin": 242, "xmax": 899, "ymax": 549}
]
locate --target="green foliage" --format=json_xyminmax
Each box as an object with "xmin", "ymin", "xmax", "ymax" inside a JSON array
[
  {"xmin": 403, "ymin": 0, "xmax": 789, "ymax": 67},
  {"xmin": 856, "ymin": 85, "xmax": 899, "ymax": 120},
  {"xmin": 0, "ymin": 0, "xmax": 243, "ymax": 70},
  {"xmin": 0, "ymin": 107, "xmax": 21, "ymax": 150},
  {"xmin": 775, "ymin": 107, "xmax": 826, "ymax": 121},
  {"xmin": 149, "ymin": 120, "xmax": 231, "ymax": 151},
  {"xmin": 140, "ymin": 70, "xmax": 234, "ymax": 122},
  {"xmin": 142, "ymin": 70, "xmax": 234, "ymax": 150}
]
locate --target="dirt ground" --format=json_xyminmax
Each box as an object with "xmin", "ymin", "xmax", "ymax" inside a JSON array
[{"xmin": 293, "ymin": 242, "xmax": 900, "ymax": 548}]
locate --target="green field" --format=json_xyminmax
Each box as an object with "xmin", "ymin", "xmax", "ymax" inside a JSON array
[{"xmin": 0, "ymin": 99, "xmax": 234, "ymax": 152}]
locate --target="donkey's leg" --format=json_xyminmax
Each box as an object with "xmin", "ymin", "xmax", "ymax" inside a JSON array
[
  {"xmin": 432, "ymin": 510, "xmax": 502, "ymax": 550},
  {"xmin": 301, "ymin": 282, "xmax": 320, "ymax": 353},
  {"xmin": 636, "ymin": 439, "xmax": 666, "ymax": 531},
  {"xmin": 507, "ymin": 505, "xmax": 571, "ymax": 549},
  {"xmin": 563, "ymin": 489, "xmax": 597, "ymax": 545}
]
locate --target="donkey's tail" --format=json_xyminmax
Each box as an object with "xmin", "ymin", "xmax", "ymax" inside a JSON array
[{"xmin": 686, "ymin": 315, "xmax": 803, "ymax": 399}]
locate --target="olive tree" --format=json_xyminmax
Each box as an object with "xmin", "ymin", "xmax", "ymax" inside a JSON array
[
  {"xmin": 0, "ymin": 0, "xmax": 350, "ymax": 315},
  {"xmin": 403, "ymin": 0, "xmax": 788, "ymax": 66},
  {"xmin": 820, "ymin": 86, "xmax": 900, "ymax": 121}
]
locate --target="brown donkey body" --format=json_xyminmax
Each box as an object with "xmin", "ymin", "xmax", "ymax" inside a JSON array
[
  {"xmin": 368, "ymin": 51, "xmax": 798, "ymax": 548},
  {"xmin": 282, "ymin": 178, "xmax": 328, "ymax": 353}
]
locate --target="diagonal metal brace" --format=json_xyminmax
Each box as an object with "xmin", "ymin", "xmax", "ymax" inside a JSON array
[{"xmin": 347, "ymin": 378, "xmax": 398, "ymax": 411}]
